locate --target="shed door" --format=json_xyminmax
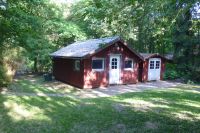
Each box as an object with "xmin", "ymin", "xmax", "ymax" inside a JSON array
[
  {"xmin": 109, "ymin": 55, "xmax": 120, "ymax": 84},
  {"xmin": 148, "ymin": 58, "xmax": 161, "ymax": 81}
]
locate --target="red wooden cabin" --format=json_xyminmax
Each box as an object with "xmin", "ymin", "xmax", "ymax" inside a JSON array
[{"xmin": 51, "ymin": 36, "xmax": 171, "ymax": 89}]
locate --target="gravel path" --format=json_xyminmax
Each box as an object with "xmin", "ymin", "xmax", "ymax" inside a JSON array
[{"xmin": 1, "ymin": 81, "xmax": 185, "ymax": 99}]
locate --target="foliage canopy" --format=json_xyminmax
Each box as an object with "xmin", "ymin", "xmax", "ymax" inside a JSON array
[{"xmin": 0, "ymin": 0, "xmax": 199, "ymax": 86}]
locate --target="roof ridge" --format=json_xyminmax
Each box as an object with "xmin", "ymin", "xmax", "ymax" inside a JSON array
[
  {"xmin": 50, "ymin": 36, "xmax": 120, "ymax": 58},
  {"xmin": 62, "ymin": 36, "xmax": 120, "ymax": 46}
]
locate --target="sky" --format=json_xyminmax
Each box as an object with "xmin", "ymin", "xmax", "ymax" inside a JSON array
[{"xmin": 192, "ymin": 2, "xmax": 200, "ymax": 19}]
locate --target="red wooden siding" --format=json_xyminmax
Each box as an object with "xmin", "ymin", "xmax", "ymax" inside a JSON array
[
  {"xmin": 52, "ymin": 58, "xmax": 84, "ymax": 88},
  {"xmin": 83, "ymin": 42, "xmax": 141, "ymax": 89},
  {"xmin": 83, "ymin": 58, "xmax": 108, "ymax": 88},
  {"xmin": 52, "ymin": 42, "xmax": 167, "ymax": 89},
  {"xmin": 142, "ymin": 60, "xmax": 148, "ymax": 82},
  {"xmin": 160, "ymin": 60, "xmax": 166, "ymax": 80}
]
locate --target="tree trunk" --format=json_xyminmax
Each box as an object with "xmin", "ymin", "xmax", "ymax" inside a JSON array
[{"xmin": 34, "ymin": 57, "xmax": 38, "ymax": 73}]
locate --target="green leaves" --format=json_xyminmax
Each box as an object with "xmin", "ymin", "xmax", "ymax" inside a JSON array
[{"xmin": 0, "ymin": 0, "xmax": 87, "ymax": 76}]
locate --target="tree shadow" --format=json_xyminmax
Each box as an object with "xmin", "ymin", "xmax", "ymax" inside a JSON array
[
  {"xmin": 0, "ymin": 88, "xmax": 200, "ymax": 132},
  {"xmin": 9, "ymin": 75, "xmax": 80, "ymax": 94}
]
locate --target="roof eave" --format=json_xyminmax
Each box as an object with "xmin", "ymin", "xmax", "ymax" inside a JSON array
[
  {"xmin": 143, "ymin": 53, "xmax": 173, "ymax": 61},
  {"xmin": 51, "ymin": 56, "xmax": 83, "ymax": 59},
  {"xmin": 124, "ymin": 44, "xmax": 144, "ymax": 61}
]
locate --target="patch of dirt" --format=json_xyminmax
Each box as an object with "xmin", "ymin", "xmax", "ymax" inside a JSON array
[
  {"xmin": 145, "ymin": 121, "xmax": 159, "ymax": 130},
  {"xmin": 113, "ymin": 101, "xmax": 155, "ymax": 113},
  {"xmin": 112, "ymin": 103, "xmax": 126, "ymax": 113},
  {"xmin": 130, "ymin": 101, "xmax": 154, "ymax": 112},
  {"xmin": 42, "ymin": 80, "xmax": 81, "ymax": 93}
]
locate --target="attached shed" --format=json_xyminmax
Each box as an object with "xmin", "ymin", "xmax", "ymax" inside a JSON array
[{"xmin": 139, "ymin": 53, "xmax": 172, "ymax": 82}]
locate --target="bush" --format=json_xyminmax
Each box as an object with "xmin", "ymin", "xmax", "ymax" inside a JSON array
[
  {"xmin": 164, "ymin": 62, "xmax": 200, "ymax": 84},
  {"xmin": 185, "ymin": 68, "xmax": 200, "ymax": 83},
  {"xmin": 0, "ymin": 64, "xmax": 11, "ymax": 87},
  {"xmin": 164, "ymin": 63, "xmax": 180, "ymax": 80}
]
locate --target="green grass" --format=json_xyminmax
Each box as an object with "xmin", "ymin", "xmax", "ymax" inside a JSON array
[
  {"xmin": 8, "ymin": 75, "xmax": 79, "ymax": 94},
  {"xmin": 1, "ymin": 75, "xmax": 200, "ymax": 132}
]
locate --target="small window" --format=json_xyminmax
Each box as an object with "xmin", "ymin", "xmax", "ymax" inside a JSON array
[
  {"xmin": 124, "ymin": 59, "xmax": 133, "ymax": 70},
  {"xmin": 74, "ymin": 60, "xmax": 80, "ymax": 71},
  {"xmin": 156, "ymin": 61, "xmax": 160, "ymax": 69},
  {"xmin": 150, "ymin": 61, "xmax": 154, "ymax": 69},
  {"xmin": 92, "ymin": 58, "xmax": 104, "ymax": 71},
  {"xmin": 111, "ymin": 58, "xmax": 118, "ymax": 69}
]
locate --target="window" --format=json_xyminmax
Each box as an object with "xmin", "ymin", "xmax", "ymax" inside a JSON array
[
  {"xmin": 124, "ymin": 59, "xmax": 133, "ymax": 70},
  {"xmin": 150, "ymin": 61, "xmax": 154, "ymax": 69},
  {"xmin": 92, "ymin": 58, "xmax": 104, "ymax": 71},
  {"xmin": 156, "ymin": 61, "xmax": 160, "ymax": 69},
  {"xmin": 74, "ymin": 60, "xmax": 80, "ymax": 71},
  {"xmin": 111, "ymin": 58, "xmax": 118, "ymax": 69}
]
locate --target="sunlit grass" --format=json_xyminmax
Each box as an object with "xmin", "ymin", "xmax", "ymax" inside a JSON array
[
  {"xmin": 8, "ymin": 75, "xmax": 80, "ymax": 94},
  {"xmin": 2, "ymin": 75, "xmax": 200, "ymax": 132},
  {"xmin": 1, "ymin": 86, "xmax": 200, "ymax": 132},
  {"xmin": 4, "ymin": 98, "xmax": 48, "ymax": 122}
]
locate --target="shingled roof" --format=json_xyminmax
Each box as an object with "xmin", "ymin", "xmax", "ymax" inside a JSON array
[
  {"xmin": 50, "ymin": 36, "xmax": 120, "ymax": 58},
  {"xmin": 140, "ymin": 53, "xmax": 173, "ymax": 60},
  {"xmin": 140, "ymin": 53, "xmax": 157, "ymax": 59},
  {"xmin": 51, "ymin": 36, "xmax": 173, "ymax": 61}
]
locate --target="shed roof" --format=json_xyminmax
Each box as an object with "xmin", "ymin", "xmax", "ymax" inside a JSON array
[
  {"xmin": 140, "ymin": 53, "xmax": 157, "ymax": 59},
  {"xmin": 50, "ymin": 36, "xmax": 120, "ymax": 58},
  {"xmin": 140, "ymin": 53, "xmax": 173, "ymax": 60},
  {"xmin": 164, "ymin": 54, "xmax": 174, "ymax": 60}
]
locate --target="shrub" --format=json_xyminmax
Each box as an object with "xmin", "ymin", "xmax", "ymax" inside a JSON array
[
  {"xmin": 0, "ymin": 64, "xmax": 11, "ymax": 87},
  {"xmin": 164, "ymin": 63, "xmax": 180, "ymax": 80},
  {"xmin": 185, "ymin": 68, "xmax": 200, "ymax": 83}
]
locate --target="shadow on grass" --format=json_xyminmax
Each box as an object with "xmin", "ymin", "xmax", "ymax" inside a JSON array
[
  {"xmin": 0, "ymin": 88, "xmax": 200, "ymax": 133},
  {"xmin": 8, "ymin": 75, "xmax": 79, "ymax": 94}
]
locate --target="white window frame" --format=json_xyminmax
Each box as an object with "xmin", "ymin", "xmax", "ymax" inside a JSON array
[
  {"xmin": 92, "ymin": 58, "xmax": 105, "ymax": 72},
  {"xmin": 124, "ymin": 59, "xmax": 134, "ymax": 71},
  {"xmin": 74, "ymin": 60, "xmax": 80, "ymax": 71},
  {"xmin": 155, "ymin": 61, "xmax": 160, "ymax": 69}
]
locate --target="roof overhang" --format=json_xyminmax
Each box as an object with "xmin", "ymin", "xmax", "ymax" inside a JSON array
[
  {"xmin": 51, "ymin": 37, "xmax": 144, "ymax": 62},
  {"xmin": 140, "ymin": 53, "xmax": 173, "ymax": 62},
  {"xmin": 51, "ymin": 56, "xmax": 83, "ymax": 60},
  {"xmin": 83, "ymin": 38, "xmax": 144, "ymax": 61}
]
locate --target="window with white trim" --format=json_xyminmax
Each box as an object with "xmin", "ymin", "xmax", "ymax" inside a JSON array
[
  {"xmin": 92, "ymin": 58, "xmax": 104, "ymax": 71},
  {"xmin": 111, "ymin": 58, "xmax": 118, "ymax": 69},
  {"xmin": 74, "ymin": 60, "xmax": 80, "ymax": 71},
  {"xmin": 124, "ymin": 59, "xmax": 134, "ymax": 70},
  {"xmin": 150, "ymin": 61, "xmax": 154, "ymax": 69},
  {"xmin": 156, "ymin": 61, "xmax": 160, "ymax": 69}
]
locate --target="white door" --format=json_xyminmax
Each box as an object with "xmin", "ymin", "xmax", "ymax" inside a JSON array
[
  {"xmin": 148, "ymin": 58, "xmax": 161, "ymax": 81},
  {"xmin": 109, "ymin": 55, "xmax": 120, "ymax": 84}
]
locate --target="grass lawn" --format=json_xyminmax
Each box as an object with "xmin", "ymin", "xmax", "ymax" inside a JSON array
[
  {"xmin": 8, "ymin": 75, "xmax": 79, "ymax": 94},
  {"xmin": 1, "ymin": 76, "xmax": 200, "ymax": 132}
]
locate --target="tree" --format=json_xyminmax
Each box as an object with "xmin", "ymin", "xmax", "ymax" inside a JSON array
[
  {"xmin": 70, "ymin": 0, "xmax": 199, "ymax": 81},
  {"xmin": 0, "ymin": 0, "xmax": 87, "ymax": 86}
]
